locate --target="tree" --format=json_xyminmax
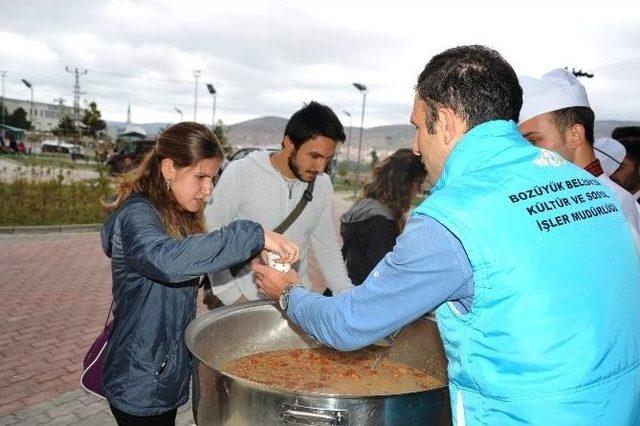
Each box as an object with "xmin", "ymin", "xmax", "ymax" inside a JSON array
[
  {"xmin": 213, "ymin": 120, "xmax": 233, "ymax": 155},
  {"xmin": 1, "ymin": 106, "xmax": 8, "ymax": 125},
  {"xmin": 52, "ymin": 115, "xmax": 77, "ymax": 138},
  {"xmin": 82, "ymin": 101, "xmax": 106, "ymax": 138},
  {"xmin": 6, "ymin": 107, "xmax": 31, "ymax": 130}
]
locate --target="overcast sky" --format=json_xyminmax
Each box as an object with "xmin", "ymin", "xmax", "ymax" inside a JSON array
[{"xmin": 1, "ymin": 0, "xmax": 639, "ymax": 127}]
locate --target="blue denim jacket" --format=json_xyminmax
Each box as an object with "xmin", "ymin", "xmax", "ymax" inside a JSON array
[{"xmin": 100, "ymin": 195, "xmax": 263, "ymax": 416}]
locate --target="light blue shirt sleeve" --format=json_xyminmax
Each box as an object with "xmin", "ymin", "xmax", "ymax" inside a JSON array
[{"xmin": 287, "ymin": 214, "xmax": 474, "ymax": 351}]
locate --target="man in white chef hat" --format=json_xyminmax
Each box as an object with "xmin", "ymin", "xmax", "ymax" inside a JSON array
[
  {"xmin": 518, "ymin": 68, "xmax": 640, "ymax": 246},
  {"xmin": 594, "ymin": 137, "xmax": 627, "ymax": 177}
]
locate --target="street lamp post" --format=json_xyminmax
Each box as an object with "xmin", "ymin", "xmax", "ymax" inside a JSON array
[
  {"xmin": 342, "ymin": 110, "xmax": 353, "ymax": 164},
  {"xmin": 352, "ymin": 82, "xmax": 367, "ymax": 197},
  {"xmin": 1, "ymin": 71, "xmax": 6, "ymax": 126},
  {"xmin": 206, "ymin": 83, "xmax": 217, "ymax": 131},
  {"xmin": 174, "ymin": 107, "xmax": 183, "ymax": 122},
  {"xmin": 21, "ymin": 79, "xmax": 34, "ymax": 130},
  {"xmin": 193, "ymin": 70, "xmax": 201, "ymax": 121}
]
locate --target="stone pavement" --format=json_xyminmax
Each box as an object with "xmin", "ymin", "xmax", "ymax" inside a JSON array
[{"xmin": 0, "ymin": 191, "xmax": 355, "ymax": 425}]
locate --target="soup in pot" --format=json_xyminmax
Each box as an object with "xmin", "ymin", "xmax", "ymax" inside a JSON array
[{"xmin": 222, "ymin": 347, "xmax": 445, "ymax": 396}]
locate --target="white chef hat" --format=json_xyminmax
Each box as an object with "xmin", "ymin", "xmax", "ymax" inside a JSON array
[
  {"xmin": 594, "ymin": 137, "xmax": 626, "ymax": 176},
  {"xmin": 518, "ymin": 68, "xmax": 590, "ymax": 124}
]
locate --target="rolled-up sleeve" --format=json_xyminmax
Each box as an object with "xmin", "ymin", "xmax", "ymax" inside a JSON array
[{"xmin": 287, "ymin": 214, "xmax": 474, "ymax": 351}]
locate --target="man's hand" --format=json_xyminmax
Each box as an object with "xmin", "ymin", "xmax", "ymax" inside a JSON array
[{"xmin": 252, "ymin": 261, "xmax": 300, "ymax": 300}]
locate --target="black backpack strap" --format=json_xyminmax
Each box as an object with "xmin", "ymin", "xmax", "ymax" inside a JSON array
[
  {"xmin": 229, "ymin": 179, "xmax": 315, "ymax": 277},
  {"xmin": 273, "ymin": 179, "xmax": 314, "ymax": 234}
]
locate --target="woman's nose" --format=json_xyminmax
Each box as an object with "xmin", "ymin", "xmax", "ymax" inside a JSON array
[{"xmin": 203, "ymin": 180, "xmax": 213, "ymax": 195}]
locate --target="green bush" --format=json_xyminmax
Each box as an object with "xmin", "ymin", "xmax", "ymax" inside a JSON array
[{"xmin": 0, "ymin": 166, "xmax": 113, "ymax": 226}]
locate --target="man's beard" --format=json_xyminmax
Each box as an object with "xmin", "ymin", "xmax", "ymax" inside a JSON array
[{"xmin": 288, "ymin": 150, "xmax": 311, "ymax": 182}]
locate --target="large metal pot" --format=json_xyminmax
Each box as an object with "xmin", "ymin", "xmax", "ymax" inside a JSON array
[{"xmin": 185, "ymin": 301, "xmax": 450, "ymax": 425}]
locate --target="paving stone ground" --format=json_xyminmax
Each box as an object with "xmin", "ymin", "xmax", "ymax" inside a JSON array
[{"xmin": 0, "ymin": 191, "xmax": 354, "ymax": 425}]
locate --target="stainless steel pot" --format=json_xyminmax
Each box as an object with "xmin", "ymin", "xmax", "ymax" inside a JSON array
[{"xmin": 185, "ymin": 301, "xmax": 450, "ymax": 425}]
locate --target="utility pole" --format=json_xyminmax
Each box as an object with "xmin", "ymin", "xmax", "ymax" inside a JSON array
[
  {"xmin": 65, "ymin": 67, "xmax": 87, "ymax": 131},
  {"xmin": 352, "ymin": 82, "xmax": 367, "ymax": 198},
  {"xmin": 174, "ymin": 107, "xmax": 183, "ymax": 122},
  {"xmin": 206, "ymin": 83, "xmax": 217, "ymax": 131},
  {"xmin": 193, "ymin": 70, "xmax": 201, "ymax": 121},
  {"xmin": 53, "ymin": 97, "xmax": 65, "ymax": 144},
  {"xmin": 342, "ymin": 111, "xmax": 353, "ymax": 163},
  {"xmin": 21, "ymin": 79, "xmax": 34, "ymax": 130},
  {"xmin": 0, "ymin": 71, "xmax": 6, "ymax": 126}
]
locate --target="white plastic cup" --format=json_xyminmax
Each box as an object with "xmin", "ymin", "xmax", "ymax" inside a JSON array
[{"xmin": 267, "ymin": 251, "xmax": 291, "ymax": 273}]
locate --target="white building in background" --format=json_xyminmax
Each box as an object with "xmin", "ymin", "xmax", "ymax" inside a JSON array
[
  {"xmin": 2, "ymin": 97, "xmax": 76, "ymax": 132},
  {"xmin": 117, "ymin": 103, "xmax": 147, "ymax": 140}
]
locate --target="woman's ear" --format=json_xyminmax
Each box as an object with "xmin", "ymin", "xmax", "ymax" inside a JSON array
[{"xmin": 161, "ymin": 158, "xmax": 176, "ymax": 181}]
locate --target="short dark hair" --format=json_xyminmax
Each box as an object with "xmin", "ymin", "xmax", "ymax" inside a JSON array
[
  {"xmin": 612, "ymin": 126, "xmax": 640, "ymax": 163},
  {"xmin": 550, "ymin": 107, "xmax": 595, "ymax": 145},
  {"xmin": 416, "ymin": 45, "xmax": 522, "ymax": 134},
  {"xmin": 284, "ymin": 101, "xmax": 346, "ymax": 149},
  {"xmin": 612, "ymin": 126, "xmax": 640, "ymax": 143}
]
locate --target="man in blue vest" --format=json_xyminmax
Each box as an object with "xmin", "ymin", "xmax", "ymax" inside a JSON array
[{"xmin": 253, "ymin": 45, "xmax": 640, "ymax": 425}]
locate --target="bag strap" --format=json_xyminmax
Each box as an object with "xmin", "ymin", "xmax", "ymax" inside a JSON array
[
  {"xmin": 273, "ymin": 179, "xmax": 315, "ymax": 233},
  {"xmin": 226, "ymin": 179, "xmax": 315, "ymax": 278},
  {"xmin": 103, "ymin": 299, "xmax": 115, "ymax": 330}
]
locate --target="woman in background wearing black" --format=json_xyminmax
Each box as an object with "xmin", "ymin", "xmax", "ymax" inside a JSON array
[{"xmin": 340, "ymin": 149, "xmax": 426, "ymax": 285}]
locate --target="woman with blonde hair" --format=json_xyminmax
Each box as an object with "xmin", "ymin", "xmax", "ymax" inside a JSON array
[{"xmin": 100, "ymin": 122, "xmax": 298, "ymax": 425}]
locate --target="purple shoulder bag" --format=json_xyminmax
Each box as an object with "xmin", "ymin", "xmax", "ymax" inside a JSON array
[{"xmin": 80, "ymin": 300, "xmax": 114, "ymax": 399}]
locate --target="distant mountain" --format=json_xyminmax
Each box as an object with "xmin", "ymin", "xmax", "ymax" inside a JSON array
[
  {"xmin": 106, "ymin": 118, "xmax": 639, "ymax": 156},
  {"xmin": 226, "ymin": 116, "xmax": 288, "ymax": 148}
]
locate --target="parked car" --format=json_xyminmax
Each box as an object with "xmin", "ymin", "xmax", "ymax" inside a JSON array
[
  {"xmin": 106, "ymin": 139, "xmax": 156, "ymax": 175},
  {"xmin": 40, "ymin": 140, "xmax": 86, "ymax": 160}
]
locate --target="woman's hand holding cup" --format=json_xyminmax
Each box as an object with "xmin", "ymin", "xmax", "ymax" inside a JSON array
[{"xmin": 262, "ymin": 227, "xmax": 299, "ymax": 265}]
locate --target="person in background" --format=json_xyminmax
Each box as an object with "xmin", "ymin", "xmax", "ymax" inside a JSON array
[
  {"xmin": 204, "ymin": 101, "xmax": 353, "ymax": 306},
  {"xmin": 340, "ymin": 148, "xmax": 426, "ymax": 285},
  {"xmin": 100, "ymin": 122, "xmax": 298, "ymax": 425},
  {"xmin": 518, "ymin": 68, "xmax": 640, "ymax": 245},
  {"xmin": 253, "ymin": 45, "xmax": 640, "ymax": 425},
  {"xmin": 612, "ymin": 126, "xmax": 640, "ymax": 202},
  {"xmin": 594, "ymin": 136, "xmax": 629, "ymax": 182}
]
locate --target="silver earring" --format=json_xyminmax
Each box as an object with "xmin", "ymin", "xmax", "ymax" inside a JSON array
[{"xmin": 165, "ymin": 179, "xmax": 171, "ymax": 191}]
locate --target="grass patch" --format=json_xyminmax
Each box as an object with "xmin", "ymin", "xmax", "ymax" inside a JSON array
[
  {"xmin": 0, "ymin": 168, "xmax": 113, "ymax": 226},
  {"xmin": 6, "ymin": 153, "xmax": 99, "ymax": 171},
  {"xmin": 333, "ymin": 180, "xmax": 364, "ymax": 193}
]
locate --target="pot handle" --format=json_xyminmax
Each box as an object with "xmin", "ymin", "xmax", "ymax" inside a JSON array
[{"xmin": 282, "ymin": 404, "xmax": 347, "ymax": 424}]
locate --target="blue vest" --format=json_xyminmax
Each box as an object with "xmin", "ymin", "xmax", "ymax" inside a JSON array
[{"xmin": 413, "ymin": 120, "xmax": 640, "ymax": 426}]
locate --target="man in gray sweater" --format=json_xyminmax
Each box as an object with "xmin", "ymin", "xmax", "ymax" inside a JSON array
[{"xmin": 204, "ymin": 101, "xmax": 353, "ymax": 305}]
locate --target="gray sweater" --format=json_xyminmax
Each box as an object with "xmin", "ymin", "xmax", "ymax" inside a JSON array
[{"xmin": 204, "ymin": 151, "xmax": 353, "ymax": 304}]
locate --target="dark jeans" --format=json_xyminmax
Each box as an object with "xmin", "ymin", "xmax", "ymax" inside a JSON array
[{"xmin": 110, "ymin": 405, "xmax": 177, "ymax": 426}]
